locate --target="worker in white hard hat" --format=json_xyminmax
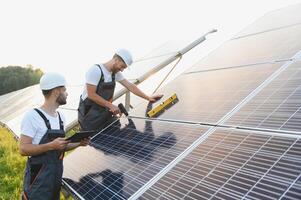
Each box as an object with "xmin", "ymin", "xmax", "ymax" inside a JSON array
[
  {"xmin": 19, "ymin": 72, "xmax": 90, "ymax": 200},
  {"xmin": 78, "ymin": 49, "xmax": 163, "ymax": 132}
]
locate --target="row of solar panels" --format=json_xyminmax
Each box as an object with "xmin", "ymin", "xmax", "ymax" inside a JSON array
[{"xmin": 63, "ymin": 4, "xmax": 301, "ymax": 200}]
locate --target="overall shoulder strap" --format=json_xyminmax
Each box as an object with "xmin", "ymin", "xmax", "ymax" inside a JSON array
[
  {"xmin": 57, "ymin": 112, "xmax": 64, "ymax": 130},
  {"xmin": 95, "ymin": 64, "xmax": 104, "ymax": 82},
  {"xmin": 112, "ymin": 72, "xmax": 116, "ymax": 81},
  {"xmin": 34, "ymin": 108, "xmax": 51, "ymax": 130}
]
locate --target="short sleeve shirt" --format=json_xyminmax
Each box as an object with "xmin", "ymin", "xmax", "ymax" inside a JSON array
[
  {"xmin": 21, "ymin": 108, "xmax": 66, "ymax": 144},
  {"xmin": 81, "ymin": 64, "xmax": 125, "ymax": 100}
]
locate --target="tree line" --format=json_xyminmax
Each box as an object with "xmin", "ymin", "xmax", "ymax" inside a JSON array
[{"xmin": 0, "ymin": 65, "xmax": 43, "ymax": 95}]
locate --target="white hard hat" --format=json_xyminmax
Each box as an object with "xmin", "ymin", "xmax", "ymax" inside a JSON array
[
  {"xmin": 39, "ymin": 72, "xmax": 66, "ymax": 90},
  {"xmin": 115, "ymin": 49, "xmax": 133, "ymax": 67}
]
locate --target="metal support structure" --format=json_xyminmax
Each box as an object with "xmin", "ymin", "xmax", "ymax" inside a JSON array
[{"xmin": 125, "ymin": 91, "xmax": 131, "ymax": 111}]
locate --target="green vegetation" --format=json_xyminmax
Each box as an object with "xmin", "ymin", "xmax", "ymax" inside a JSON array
[
  {"xmin": 0, "ymin": 126, "xmax": 26, "ymax": 200},
  {"xmin": 0, "ymin": 65, "xmax": 43, "ymax": 95},
  {"xmin": 0, "ymin": 126, "xmax": 74, "ymax": 200}
]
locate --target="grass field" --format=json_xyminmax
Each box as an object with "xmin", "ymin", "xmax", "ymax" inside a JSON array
[
  {"xmin": 0, "ymin": 126, "xmax": 26, "ymax": 199},
  {"xmin": 0, "ymin": 126, "xmax": 73, "ymax": 200}
]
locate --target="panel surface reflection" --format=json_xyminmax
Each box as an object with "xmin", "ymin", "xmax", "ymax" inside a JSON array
[
  {"xmin": 63, "ymin": 105, "xmax": 207, "ymax": 199},
  {"xmin": 131, "ymin": 63, "xmax": 281, "ymax": 124}
]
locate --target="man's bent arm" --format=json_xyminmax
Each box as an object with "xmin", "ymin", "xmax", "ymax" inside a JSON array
[
  {"xmin": 19, "ymin": 135, "xmax": 68, "ymax": 156},
  {"xmin": 119, "ymin": 79, "xmax": 151, "ymax": 100}
]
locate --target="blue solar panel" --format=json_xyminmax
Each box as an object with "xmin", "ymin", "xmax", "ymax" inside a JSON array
[
  {"xmin": 141, "ymin": 129, "xmax": 301, "ymax": 200},
  {"xmin": 63, "ymin": 118, "xmax": 208, "ymax": 199},
  {"xmin": 63, "ymin": 4, "xmax": 301, "ymax": 200},
  {"xmin": 226, "ymin": 61, "xmax": 301, "ymax": 133}
]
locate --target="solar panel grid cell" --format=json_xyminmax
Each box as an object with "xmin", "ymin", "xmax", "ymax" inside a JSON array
[{"xmin": 280, "ymin": 176, "xmax": 301, "ymax": 200}]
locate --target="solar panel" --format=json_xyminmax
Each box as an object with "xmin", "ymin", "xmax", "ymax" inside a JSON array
[
  {"xmin": 62, "ymin": 4, "xmax": 301, "ymax": 199},
  {"xmin": 226, "ymin": 61, "xmax": 301, "ymax": 132},
  {"xmin": 235, "ymin": 3, "xmax": 301, "ymax": 39},
  {"xmin": 131, "ymin": 63, "xmax": 281, "ymax": 124},
  {"xmin": 141, "ymin": 128, "xmax": 301, "ymax": 200},
  {"xmin": 186, "ymin": 24, "xmax": 301, "ymax": 73},
  {"xmin": 63, "ymin": 118, "xmax": 208, "ymax": 199},
  {"xmin": 0, "ymin": 85, "xmax": 41, "ymax": 123}
]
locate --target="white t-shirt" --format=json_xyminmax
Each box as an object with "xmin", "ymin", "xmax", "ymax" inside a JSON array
[
  {"xmin": 21, "ymin": 108, "xmax": 66, "ymax": 145},
  {"xmin": 81, "ymin": 64, "xmax": 125, "ymax": 100}
]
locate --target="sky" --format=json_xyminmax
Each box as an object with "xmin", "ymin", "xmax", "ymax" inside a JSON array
[{"xmin": 1, "ymin": 0, "xmax": 301, "ymax": 85}]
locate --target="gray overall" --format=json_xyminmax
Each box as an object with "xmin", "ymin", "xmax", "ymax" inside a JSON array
[
  {"xmin": 22, "ymin": 109, "xmax": 65, "ymax": 200},
  {"xmin": 78, "ymin": 64, "xmax": 116, "ymax": 132}
]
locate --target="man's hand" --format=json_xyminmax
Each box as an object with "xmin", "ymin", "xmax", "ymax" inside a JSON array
[
  {"xmin": 80, "ymin": 138, "xmax": 90, "ymax": 146},
  {"xmin": 108, "ymin": 104, "xmax": 121, "ymax": 115},
  {"xmin": 50, "ymin": 137, "xmax": 69, "ymax": 151},
  {"xmin": 148, "ymin": 94, "xmax": 163, "ymax": 103}
]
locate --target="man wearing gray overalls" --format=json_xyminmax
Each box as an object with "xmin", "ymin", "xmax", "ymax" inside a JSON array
[
  {"xmin": 19, "ymin": 73, "xmax": 90, "ymax": 200},
  {"xmin": 78, "ymin": 49, "xmax": 163, "ymax": 132}
]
